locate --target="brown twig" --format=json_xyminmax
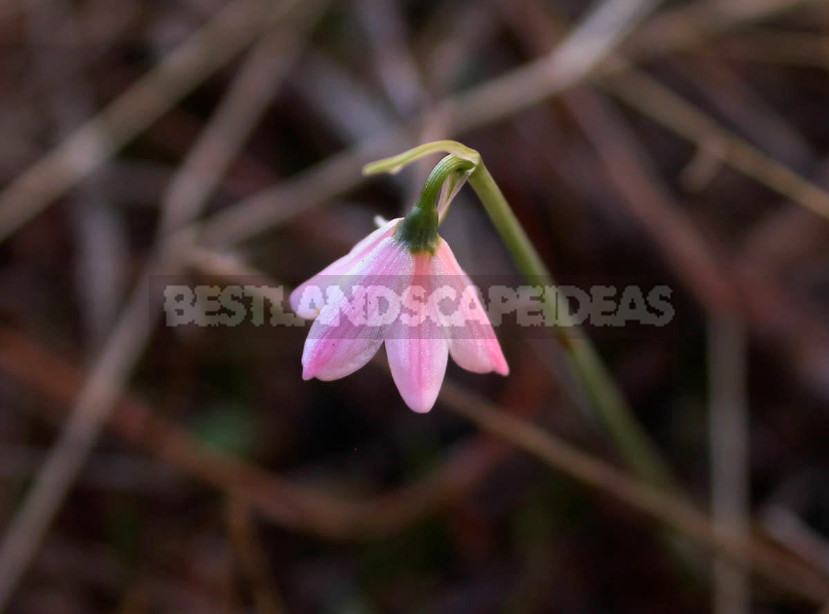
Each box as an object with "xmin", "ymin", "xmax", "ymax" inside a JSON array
[
  {"xmin": 556, "ymin": 86, "xmax": 829, "ymax": 393},
  {"xmin": 0, "ymin": 0, "xmax": 291, "ymax": 244},
  {"xmin": 158, "ymin": 0, "xmax": 329, "ymax": 236},
  {"xmin": 437, "ymin": 382, "xmax": 829, "ymax": 604},
  {"xmin": 25, "ymin": 0, "xmax": 128, "ymax": 349},
  {"xmin": 225, "ymin": 500, "xmax": 286, "ymax": 614},
  {"xmin": 0, "ymin": 324, "xmax": 507, "ymax": 540},
  {"xmin": 197, "ymin": 0, "xmax": 818, "ymax": 249},
  {"xmin": 677, "ymin": 54, "xmax": 812, "ymax": 170},
  {"xmin": 708, "ymin": 317, "xmax": 750, "ymax": 614},
  {"xmin": 198, "ymin": 0, "xmax": 665, "ymax": 247},
  {"xmin": 0, "ymin": 2, "xmax": 322, "ymax": 607},
  {"xmin": 622, "ymin": 0, "xmax": 825, "ymax": 60},
  {"xmin": 695, "ymin": 29, "xmax": 829, "ymax": 68},
  {"xmin": 600, "ymin": 62, "xmax": 829, "ymax": 222}
]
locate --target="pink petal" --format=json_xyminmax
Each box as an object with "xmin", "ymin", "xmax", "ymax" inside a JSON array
[
  {"xmin": 385, "ymin": 332, "xmax": 449, "ymax": 413},
  {"xmin": 432, "ymin": 239, "xmax": 509, "ymax": 376},
  {"xmin": 302, "ymin": 236, "xmax": 414, "ymax": 381},
  {"xmin": 291, "ymin": 217, "xmax": 402, "ymax": 319},
  {"xmin": 302, "ymin": 328, "xmax": 384, "ymax": 381},
  {"xmin": 385, "ymin": 254, "xmax": 449, "ymax": 413}
]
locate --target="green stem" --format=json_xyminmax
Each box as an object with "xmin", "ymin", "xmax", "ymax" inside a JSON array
[
  {"xmin": 395, "ymin": 155, "xmax": 473, "ymax": 253},
  {"xmin": 467, "ymin": 162, "xmax": 674, "ymax": 491},
  {"xmin": 418, "ymin": 155, "xmax": 475, "ymax": 211}
]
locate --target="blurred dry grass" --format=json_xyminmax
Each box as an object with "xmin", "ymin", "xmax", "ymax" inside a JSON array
[{"xmin": 0, "ymin": 0, "xmax": 828, "ymax": 613}]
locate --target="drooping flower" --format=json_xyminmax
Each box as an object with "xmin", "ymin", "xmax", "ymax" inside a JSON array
[{"xmin": 290, "ymin": 214, "xmax": 509, "ymax": 413}]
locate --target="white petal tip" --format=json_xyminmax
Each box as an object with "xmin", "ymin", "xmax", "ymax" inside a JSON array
[
  {"xmin": 398, "ymin": 384, "xmax": 441, "ymax": 413},
  {"xmin": 406, "ymin": 399, "xmax": 436, "ymax": 414}
]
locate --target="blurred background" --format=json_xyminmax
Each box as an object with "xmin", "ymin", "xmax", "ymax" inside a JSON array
[{"xmin": 0, "ymin": 0, "xmax": 828, "ymax": 612}]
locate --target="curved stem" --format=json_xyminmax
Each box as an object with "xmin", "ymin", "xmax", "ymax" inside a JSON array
[
  {"xmin": 363, "ymin": 140, "xmax": 479, "ymax": 176},
  {"xmin": 466, "ymin": 161, "xmax": 674, "ymax": 490},
  {"xmin": 417, "ymin": 155, "xmax": 475, "ymax": 210},
  {"xmin": 395, "ymin": 155, "xmax": 473, "ymax": 253}
]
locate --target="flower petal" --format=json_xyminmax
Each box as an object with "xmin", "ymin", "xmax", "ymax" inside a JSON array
[
  {"xmin": 385, "ymin": 333, "xmax": 449, "ymax": 413},
  {"xmin": 432, "ymin": 239, "xmax": 509, "ymax": 375},
  {"xmin": 385, "ymin": 253, "xmax": 449, "ymax": 413},
  {"xmin": 302, "ymin": 236, "xmax": 414, "ymax": 382},
  {"xmin": 302, "ymin": 324, "xmax": 384, "ymax": 381},
  {"xmin": 290, "ymin": 217, "xmax": 402, "ymax": 319}
]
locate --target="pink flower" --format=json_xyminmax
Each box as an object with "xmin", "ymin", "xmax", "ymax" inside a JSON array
[{"xmin": 290, "ymin": 218, "xmax": 509, "ymax": 413}]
